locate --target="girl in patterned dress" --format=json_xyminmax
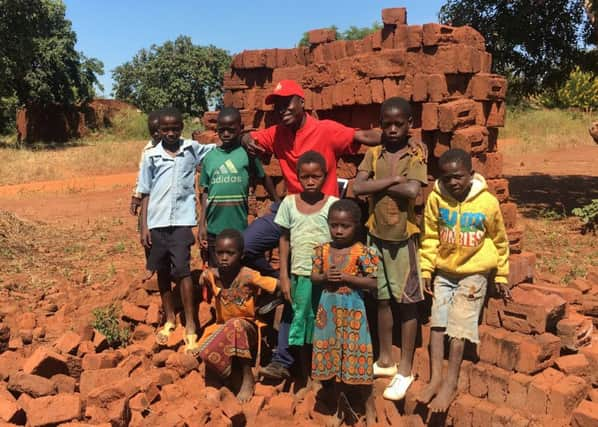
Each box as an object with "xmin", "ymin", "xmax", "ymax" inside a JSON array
[
  {"xmin": 311, "ymin": 199, "xmax": 379, "ymax": 423},
  {"xmin": 197, "ymin": 229, "xmax": 278, "ymax": 403}
]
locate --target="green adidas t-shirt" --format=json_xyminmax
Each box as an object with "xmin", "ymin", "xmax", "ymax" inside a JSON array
[{"xmin": 200, "ymin": 144, "xmax": 264, "ymax": 235}]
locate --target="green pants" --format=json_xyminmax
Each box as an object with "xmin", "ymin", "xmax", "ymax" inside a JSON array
[{"xmin": 288, "ymin": 274, "xmax": 322, "ymax": 346}]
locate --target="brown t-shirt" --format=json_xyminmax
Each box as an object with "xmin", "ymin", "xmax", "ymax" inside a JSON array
[{"xmin": 358, "ymin": 140, "xmax": 427, "ymax": 242}]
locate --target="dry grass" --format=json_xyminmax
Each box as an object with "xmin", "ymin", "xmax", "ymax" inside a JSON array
[{"xmin": 500, "ymin": 107, "xmax": 598, "ymax": 155}]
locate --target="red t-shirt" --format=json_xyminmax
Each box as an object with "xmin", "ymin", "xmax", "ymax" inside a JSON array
[{"xmin": 250, "ymin": 115, "xmax": 357, "ymax": 196}]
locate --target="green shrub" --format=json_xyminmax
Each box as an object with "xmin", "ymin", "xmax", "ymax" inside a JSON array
[
  {"xmin": 91, "ymin": 304, "xmax": 130, "ymax": 348},
  {"xmin": 572, "ymin": 199, "xmax": 598, "ymax": 235},
  {"xmin": 557, "ymin": 67, "xmax": 598, "ymax": 112}
]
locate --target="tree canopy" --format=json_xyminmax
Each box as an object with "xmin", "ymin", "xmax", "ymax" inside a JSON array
[
  {"xmin": 112, "ymin": 36, "xmax": 231, "ymax": 117},
  {"xmin": 0, "ymin": 0, "xmax": 103, "ymax": 132},
  {"xmin": 298, "ymin": 22, "xmax": 383, "ymax": 46},
  {"xmin": 439, "ymin": 0, "xmax": 594, "ymax": 98}
]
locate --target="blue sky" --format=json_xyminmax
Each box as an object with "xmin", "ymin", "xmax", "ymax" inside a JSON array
[{"xmin": 63, "ymin": 1, "xmax": 445, "ymax": 96}]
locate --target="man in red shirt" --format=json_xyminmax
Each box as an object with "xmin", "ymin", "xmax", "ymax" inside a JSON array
[
  {"xmin": 242, "ymin": 80, "xmax": 382, "ymax": 196},
  {"xmin": 241, "ymin": 80, "xmax": 382, "ymax": 381}
]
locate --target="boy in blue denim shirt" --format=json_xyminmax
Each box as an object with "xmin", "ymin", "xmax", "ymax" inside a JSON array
[{"xmin": 138, "ymin": 107, "xmax": 215, "ymax": 355}]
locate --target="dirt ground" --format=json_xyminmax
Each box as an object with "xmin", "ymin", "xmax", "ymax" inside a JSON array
[{"xmin": 1, "ymin": 142, "xmax": 597, "ymax": 336}]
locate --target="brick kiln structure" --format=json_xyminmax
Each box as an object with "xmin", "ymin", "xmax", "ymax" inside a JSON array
[{"xmin": 197, "ymin": 6, "xmax": 598, "ymax": 426}]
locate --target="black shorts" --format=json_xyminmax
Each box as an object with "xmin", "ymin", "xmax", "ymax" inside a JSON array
[{"xmin": 147, "ymin": 226, "xmax": 195, "ymax": 279}]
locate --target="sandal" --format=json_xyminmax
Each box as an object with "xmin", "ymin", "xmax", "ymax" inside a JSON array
[
  {"xmin": 184, "ymin": 333, "xmax": 201, "ymax": 357},
  {"xmin": 155, "ymin": 321, "xmax": 176, "ymax": 346}
]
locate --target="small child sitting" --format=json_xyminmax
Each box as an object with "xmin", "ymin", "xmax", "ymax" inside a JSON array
[{"xmin": 197, "ymin": 229, "xmax": 278, "ymax": 403}]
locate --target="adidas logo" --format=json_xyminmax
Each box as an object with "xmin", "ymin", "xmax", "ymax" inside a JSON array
[{"xmin": 211, "ymin": 159, "xmax": 243, "ymax": 184}]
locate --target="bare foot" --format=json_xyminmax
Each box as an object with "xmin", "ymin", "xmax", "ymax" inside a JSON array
[
  {"xmin": 428, "ymin": 382, "xmax": 457, "ymax": 413},
  {"xmin": 416, "ymin": 379, "xmax": 442, "ymax": 404},
  {"xmin": 237, "ymin": 374, "xmax": 255, "ymax": 404}
]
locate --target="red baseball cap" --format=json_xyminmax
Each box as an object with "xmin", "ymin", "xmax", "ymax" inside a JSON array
[{"xmin": 265, "ymin": 80, "xmax": 305, "ymax": 104}]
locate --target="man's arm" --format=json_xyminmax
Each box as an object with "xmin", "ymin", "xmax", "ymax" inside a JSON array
[
  {"xmin": 260, "ymin": 175, "xmax": 280, "ymax": 202},
  {"xmin": 354, "ymin": 129, "xmax": 383, "ymax": 147}
]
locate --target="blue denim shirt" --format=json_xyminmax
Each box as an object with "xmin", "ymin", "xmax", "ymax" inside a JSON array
[{"xmin": 137, "ymin": 139, "xmax": 215, "ymax": 229}]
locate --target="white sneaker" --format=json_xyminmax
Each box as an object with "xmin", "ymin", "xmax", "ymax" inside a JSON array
[
  {"xmin": 373, "ymin": 361, "xmax": 398, "ymax": 378},
  {"xmin": 383, "ymin": 373, "xmax": 414, "ymax": 401}
]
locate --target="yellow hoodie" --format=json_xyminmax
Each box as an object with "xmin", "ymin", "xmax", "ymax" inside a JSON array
[{"xmin": 420, "ymin": 173, "xmax": 510, "ymax": 283}]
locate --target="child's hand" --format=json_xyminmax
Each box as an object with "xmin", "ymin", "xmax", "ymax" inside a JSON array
[
  {"xmin": 199, "ymin": 228, "xmax": 208, "ymax": 249},
  {"xmin": 140, "ymin": 227, "xmax": 152, "ymax": 249},
  {"xmin": 280, "ymin": 276, "xmax": 292, "ymax": 303},
  {"xmin": 328, "ymin": 265, "xmax": 343, "ymax": 282},
  {"xmin": 423, "ymin": 278, "xmax": 433, "ymax": 297},
  {"xmin": 130, "ymin": 196, "xmax": 142, "ymax": 216}
]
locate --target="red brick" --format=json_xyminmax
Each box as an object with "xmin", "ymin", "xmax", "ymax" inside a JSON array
[
  {"xmin": 54, "ymin": 331, "xmax": 82, "ymax": 355},
  {"xmin": 52, "ymin": 373, "xmax": 76, "ymax": 394},
  {"xmin": 370, "ymin": 79, "xmax": 385, "ymax": 103},
  {"xmin": 507, "ymin": 372, "xmax": 533, "ymax": 411},
  {"xmin": 120, "ymin": 303, "xmax": 146, "ymax": 324},
  {"xmin": 479, "ymin": 325, "xmax": 507, "ymax": 365},
  {"xmin": 8, "ymin": 372, "xmax": 56, "ymax": 397},
  {"xmin": 572, "ymin": 400, "xmax": 598, "ymax": 427},
  {"xmin": 0, "ymin": 351, "xmax": 24, "ymax": 381},
  {"xmin": 435, "ymin": 45, "xmax": 461, "ymax": 74},
  {"xmin": 508, "ymin": 253, "xmax": 536, "ymax": 287},
  {"xmin": 454, "ymin": 26, "xmax": 486, "ymax": 50},
  {"xmin": 383, "ymin": 77, "xmax": 400, "ymax": 98},
  {"xmin": 382, "ymin": 7, "xmax": 407, "ymax": 26},
  {"xmin": 557, "ymin": 314, "xmax": 593, "ymax": 351},
  {"xmin": 486, "ymin": 365, "xmax": 510, "ymax": 405},
  {"xmin": 472, "ymin": 151, "xmax": 503, "ymax": 179},
  {"xmin": 471, "ymin": 399, "xmax": 496, "ymax": 427},
  {"xmin": 413, "ymin": 347, "xmax": 430, "ymax": 382},
  {"xmin": 79, "ymin": 367, "xmax": 127, "ymax": 399},
  {"xmin": 308, "ymin": 28, "xmax": 336, "ymax": 45},
  {"xmin": 438, "ymin": 99, "xmax": 477, "ymax": 132},
  {"xmin": 470, "ymin": 74, "xmax": 508, "ymax": 101},
  {"xmin": 517, "ymin": 334, "xmax": 561, "ymax": 374},
  {"xmin": 412, "ymin": 73, "xmax": 428, "ymax": 102},
  {"xmin": 27, "ymin": 393, "xmax": 81, "ymax": 427},
  {"xmin": 469, "ymin": 362, "xmax": 489, "ymax": 398},
  {"xmin": 549, "ymin": 375, "xmax": 589, "ymax": 418},
  {"xmin": 81, "ymin": 352, "xmax": 120, "ymax": 371},
  {"xmin": 354, "ymin": 79, "xmax": 372, "ymax": 105},
  {"xmin": 392, "ymin": 24, "xmax": 409, "ymax": 50},
  {"xmin": 427, "ymin": 74, "xmax": 448, "ymax": 102},
  {"xmin": 0, "ymin": 393, "xmax": 24, "ymax": 424},
  {"xmin": 451, "ymin": 125, "xmax": 489, "ymax": 154},
  {"xmin": 580, "ymin": 342, "xmax": 598, "ymax": 385},
  {"xmin": 485, "ymin": 287, "xmax": 566, "ymax": 334},
  {"xmin": 507, "ymin": 225, "xmax": 524, "ymax": 253},
  {"xmin": 487, "ymin": 178, "xmax": 510, "ymax": 202},
  {"xmin": 422, "ymin": 23, "xmax": 456, "ymax": 46},
  {"xmin": 422, "ymin": 102, "xmax": 439, "ymax": 131},
  {"xmin": 242, "ymin": 49, "xmax": 266, "ymax": 68},
  {"xmin": 332, "ymin": 81, "xmax": 354, "ymax": 107},
  {"xmin": 518, "ymin": 282, "xmax": 582, "ymax": 304},
  {"xmin": 23, "ymin": 346, "xmax": 69, "ymax": 378},
  {"xmin": 272, "ymin": 65, "xmax": 306, "ymax": 86},
  {"xmin": 527, "ymin": 371, "xmax": 556, "ymax": 415},
  {"xmin": 165, "ymin": 352, "xmax": 199, "ymax": 377},
  {"xmin": 353, "ymin": 50, "xmax": 407, "ymax": 78},
  {"xmin": 487, "ymin": 101, "xmax": 506, "ymax": 127},
  {"xmin": 500, "ymin": 201, "xmax": 517, "ymax": 229},
  {"xmin": 407, "ymin": 25, "xmax": 423, "ymax": 49},
  {"xmin": 555, "ymin": 354, "xmax": 591, "ymax": 382},
  {"xmin": 492, "ymin": 407, "xmax": 514, "ymax": 427},
  {"xmin": 496, "ymin": 333, "xmax": 524, "ymax": 371},
  {"xmin": 451, "ymin": 393, "xmax": 479, "ymax": 427}
]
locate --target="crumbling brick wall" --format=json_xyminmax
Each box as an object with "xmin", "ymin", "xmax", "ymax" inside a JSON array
[{"xmin": 195, "ymin": 7, "xmax": 598, "ymax": 425}]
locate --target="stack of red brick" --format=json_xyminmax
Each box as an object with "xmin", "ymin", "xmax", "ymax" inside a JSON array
[{"xmin": 198, "ymin": 6, "xmax": 531, "ymax": 287}]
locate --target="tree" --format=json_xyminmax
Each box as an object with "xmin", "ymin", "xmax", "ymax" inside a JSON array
[
  {"xmin": 298, "ymin": 22, "xmax": 382, "ymax": 46},
  {"xmin": 0, "ymin": 0, "xmax": 103, "ymax": 133},
  {"xmin": 112, "ymin": 36, "xmax": 231, "ymax": 118},
  {"xmin": 439, "ymin": 0, "xmax": 593, "ymax": 98}
]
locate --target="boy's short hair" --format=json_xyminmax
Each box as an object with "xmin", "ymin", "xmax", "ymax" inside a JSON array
[
  {"xmin": 439, "ymin": 148, "xmax": 472, "ymax": 171},
  {"xmin": 329, "ymin": 199, "xmax": 361, "ymax": 223},
  {"xmin": 381, "ymin": 97, "xmax": 412, "ymax": 118},
  {"xmin": 148, "ymin": 110, "xmax": 161, "ymax": 123},
  {"xmin": 216, "ymin": 228, "xmax": 244, "ymax": 252},
  {"xmin": 296, "ymin": 150, "xmax": 327, "ymax": 174},
  {"xmin": 160, "ymin": 107, "xmax": 183, "ymax": 124},
  {"xmin": 217, "ymin": 107, "xmax": 241, "ymax": 123}
]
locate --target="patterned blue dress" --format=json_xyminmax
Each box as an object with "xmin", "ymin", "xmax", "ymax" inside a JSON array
[{"xmin": 311, "ymin": 242, "xmax": 379, "ymax": 385}]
